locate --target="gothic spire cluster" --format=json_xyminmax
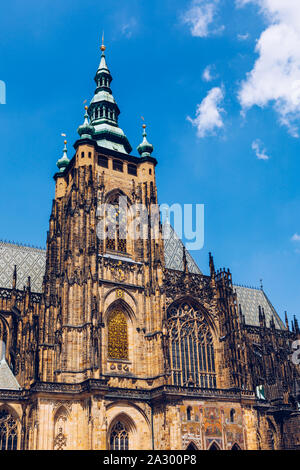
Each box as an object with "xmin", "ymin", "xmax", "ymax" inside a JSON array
[
  {"xmin": 56, "ymin": 37, "xmax": 155, "ymax": 172},
  {"xmin": 86, "ymin": 38, "xmax": 132, "ymax": 154}
]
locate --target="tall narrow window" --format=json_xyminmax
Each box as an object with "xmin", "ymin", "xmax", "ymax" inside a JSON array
[
  {"xmin": 110, "ymin": 421, "xmax": 129, "ymax": 450},
  {"xmin": 167, "ymin": 302, "xmax": 216, "ymax": 388},
  {"xmin": 108, "ymin": 310, "xmax": 128, "ymax": 360},
  {"xmin": 0, "ymin": 410, "xmax": 18, "ymax": 450},
  {"xmin": 105, "ymin": 195, "xmax": 127, "ymax": 254}
]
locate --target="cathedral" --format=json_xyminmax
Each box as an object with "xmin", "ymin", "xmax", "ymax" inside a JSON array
[{"xmin": 0, "ymin": 41, "xmax": 299, "ymax": 451}]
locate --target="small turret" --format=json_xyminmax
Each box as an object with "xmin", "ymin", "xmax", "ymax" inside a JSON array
[
  {"xmin": 209, "ymin": 252, "xmax": 215, "ymax": 277},
  {"xmin": 294, "ymin": 315, "xmax": 300, "ymax": 335},
  {"xmin": 77, "ymin": 106, "xmax": 94, "ymax": 140},
  {"xmin": 137, "ymin": 124, "xmax": 154, "ymax": 158},
  {"xmin": 56, "ymin": 140, "xmax": 70, "ymax": 173},
  {"xmin": 12, "ymin": 265, "xmax": 17, "ymax": 290},
  {"xmin": 285, "ymin": 311, "xmax": 289, "ymax": 330}
]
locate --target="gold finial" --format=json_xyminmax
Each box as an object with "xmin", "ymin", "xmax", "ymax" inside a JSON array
[
  {"xmin": 101, "ymin": 31, "xmax": 106, "ymax": 52},
  {"xmin": 85, "ymin": 105, "xmax": 88, "ymax": 111},
  {"xmin": 64, "ymin": 140, "xmax": 67, "ymax": 145},
  {"xmin": 142, "ymin": 124, "xmax": 146, "ymax": 129}
]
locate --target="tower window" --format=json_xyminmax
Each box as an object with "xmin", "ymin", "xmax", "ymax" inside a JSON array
[
  {"xmin": 0, "ymin": 410, "xmax": 18, "ymax": 450},
  {"xmin": 105, "ymin": 196, "xmax": 127, "ymax": 253},
  {"xmin": 187, "ymin": 406, "xmax": 192, "ymax": 421},
  {"xmin": 230, "ymin": 409, "xmax": 235, "ymax": 423},
  {"xmin": 98, "ymin": 155, "xmax": 108, "ymax": 168},
  {"xmin": 88, "ymin": 152, "xmax": 92, "ymax": 159},
  {"xmin": 81, "ymin": 152, "xmax": 84, "ymax": 158},
  {"xmin": 108, "ymin": 310, "xmax": 128, "ymax": 360},
  {"xmin": 128, "ymin": 164, "xmax": 137, "ymax": 176},
  {"xmin": 113, "ymin": 160, "xmax": 123, "ymax": 172},
  {"xmin": 110, "ymin": 421, "xmax": 129, "ymax": 450}
]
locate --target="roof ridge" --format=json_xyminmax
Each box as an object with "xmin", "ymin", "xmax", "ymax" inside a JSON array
[
  {"xmin": 261, "ymin": 289, "xmax": 285, "ymax": 329},
  {"xmin": 234, "ymin": 283, "xmax": 261, "ymax": 291},
  {"xmin": 0, "ymin": 240, "xmax": 46, "ymax": 251}
]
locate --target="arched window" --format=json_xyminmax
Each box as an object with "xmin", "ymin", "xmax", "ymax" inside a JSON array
[
  {"xmin": 53, "ymin": 407, "xmax": 68, "ymax": 451},
  {"xmin": 0, "ymin": 410, "xmax": 18, "ymax": 450},
  {"xmin": 108, "ymin": 310, "xmax": 128, "ymax": 360},
  {"xmin": 230, "ymin": 409, "xmax": 235, "ymax": 423},
  {"xmin": 106, "ymin": 195, "xmax": 127, "ymax": 253},
  {"xmin": 187, "ymin": 406, "xmax": 192, "ymax": 421},
  {"xmin": 167, "ymin": 302, "xmax": 216, "ymax": 388},
  {"xmin": 110, "ymin": 421, "xmax": 129, "ymax": 450}
]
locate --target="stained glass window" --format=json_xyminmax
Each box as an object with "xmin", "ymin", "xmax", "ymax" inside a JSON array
[
  {"xmin": 110, "ymin": 421, "xmax": 129, "ymax": 450},
  {"xmin": 167, "ymin": 302, "xmax": 216, "ymax": 388},
  {"xmin": 108, "ymin": 310, "xmax": 128, "ymax": 360},
  {"xmin": 0, "ymin": 410, "xmax": 18, "ymax": 450}
]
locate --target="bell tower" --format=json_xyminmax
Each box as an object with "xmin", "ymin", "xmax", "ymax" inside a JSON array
[{"xmin": 39, "ymin": 41, "xmax": 166, "ymax": 388}]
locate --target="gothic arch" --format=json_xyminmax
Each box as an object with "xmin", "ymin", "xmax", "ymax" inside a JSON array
[
  {"xmin": 105, "ymin": 188, "xmax": 133, "ymax": 206},
  {"xmin": 105, "ymin": 298, "xmax": 136, "ymax": 324},
  {"xmin": 0, "ymin": 406, "xmax": 20, "ymax": 450},
  {"xmin": 186, "ymin": 441, "xmax": 198, "ymax": 450},
  {"xmin": 104, "ymin": 289, "xmax": 138, "ymax": 317},
  {"xmin": 208, "ymin": 441, "xmax": 221, "ymax": 450},
  {"xmin": 166, "ymin": 298, "xmax": 217, "ymax": 388},
  {"xmin": 167, "ymin": 296, "xmax": 218, "ymax": 337},
  {"xmin": 53, "ymin": 406, "xmax": 69, "ymax": 451},
  {"xmin": 104, "ymin": 300, "xmax": 137, "ymax": 370},
  {"xmin": 103, "ymin": 189, "xmax": 135, "ymax": 256},
  {"xmin": 106, "ymin": 404, "xmax": 151, "ymax": 450},
  {"xmin": 231, "ymin": 443, "xmax": 241, "ymax": 450}
]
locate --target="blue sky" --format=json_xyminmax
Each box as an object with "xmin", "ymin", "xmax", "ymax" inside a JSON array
[{"xmin": 0, "ymin": 0, "xmax": 299, "ymax": 323}]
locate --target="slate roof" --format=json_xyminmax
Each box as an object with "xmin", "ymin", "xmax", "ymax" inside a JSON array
[
  {"xmin": 0, "ymin": 241, "xmax": 46, "ymax": 293},
  {"xmin": 163, "ymin": 223, "xmax": 202, "ymax": 274},
  {"xmin": 0, "ymin": 360, "xmax": 21, "ymax": 390},
  {"xmin": 234, "ymin": 285, "xmax": 285, "ymax": 330}
]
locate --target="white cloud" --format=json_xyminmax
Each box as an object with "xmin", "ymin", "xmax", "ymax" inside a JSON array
[
  {"xmin": 120, "ymin": 18, "xmax": 137, "ymax": 38},
  {"xmin": 237, "ymin": 33, "xmax": 250, "ymax": 40},
  {"xmin": 187, "ymin": 87, "xmax": 225, "ymax": 138},
  {"xmin": 202, "ymin": 65, "xmax": 215, "ymax": 82},
  {"xmin": 183, "ymin": 0, "xmax": 223, "ymax": 38},
  {"xmin": 291, "ymin": 233, "xmax": 300, "ymax": 242},
  {"xmin": 251, "ymin": 139, "xmax": 271, "ymax": 160},
  {"xmin": 238, "ymin": 0, "xmax": 300, "ymax": 137}
]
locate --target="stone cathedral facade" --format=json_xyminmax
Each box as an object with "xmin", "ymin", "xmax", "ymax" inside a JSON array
[{"xmin": 0, "ymin": 43, "xmax": 299, "ymax": 451}]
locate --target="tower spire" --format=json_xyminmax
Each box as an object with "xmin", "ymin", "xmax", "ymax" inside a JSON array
[
  {"xmin": 87, "ymin": 39, "xmax": 132, "ymax": 154},
  {"xmin": 137, "ymin": 123, "xmax": 154, "ymax": 158},
  {"xmin": 77, "ymin": 105, "xmax": 94, "ymax": 140},
  {"xmin": 56, "ymin": 139, "xmax": 70, "ymax": 173}
]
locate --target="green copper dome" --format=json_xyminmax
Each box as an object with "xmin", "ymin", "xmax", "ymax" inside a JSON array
[
  {"xmin": 56, "ymin": 140, "xmax": 69, "ymax": 172},
  {"xmin": 137, "ymin": 124, "xmax": 154, "ymax": 157},
  {"xmin": 87, "ymin": 41, "xmax": 132, "ymax": 154},
  {"xmin": 77, "ymin": 106, "xmax": 94, "ymax": 140}
]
